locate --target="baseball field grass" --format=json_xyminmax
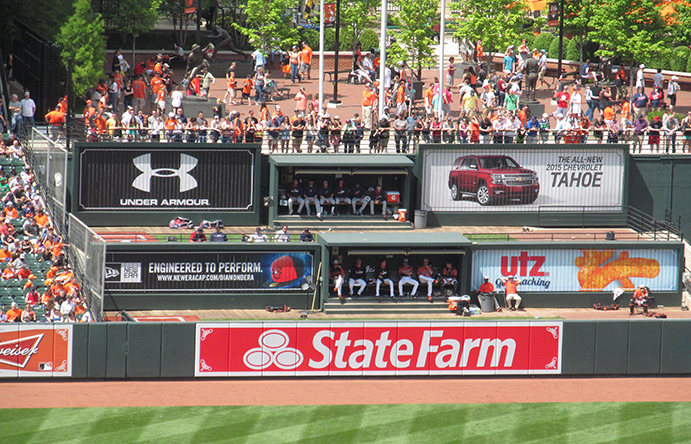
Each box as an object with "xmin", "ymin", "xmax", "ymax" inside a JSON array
[{"xmin": 2, "ymin": 402, "xmax": 691, "ymax": 443}]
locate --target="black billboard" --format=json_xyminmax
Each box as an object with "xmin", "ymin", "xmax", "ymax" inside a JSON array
[
  {"xmin": 105, "ymin": 251, "xmax": 314, "ymax": 293},
  {"xmin": 79, "ymin": 148, "xmax": 255, "ymax": 211}
]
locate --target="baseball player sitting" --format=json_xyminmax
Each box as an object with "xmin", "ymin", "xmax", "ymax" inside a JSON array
[{"xmin": 398, "ymin": 258, "xmax": 419, "ymax": 297}]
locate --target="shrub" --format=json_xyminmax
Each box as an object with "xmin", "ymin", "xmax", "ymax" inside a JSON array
[
  {"xmin": 565, "ymin": 37, "xmax": 579, "ymax": 61},
  {"xmin": 670, "ymin": 46, "xmax": 690, "ymax": 72},
  {"xmin": 300, "ymin": 28, "xmax": 320, "ymax": 51},
  {"xmin": 548, "ymin": 37, "xmax": 561, "ymax": 58},
  {"xmin": 532, "ymin": 33, "xmax": 554, "ymax": 54},
  {"xmin": 359, "ymin": 28, "xmax": 380, "ymax": 53}
]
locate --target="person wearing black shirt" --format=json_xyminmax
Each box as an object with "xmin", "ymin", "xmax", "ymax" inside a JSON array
[
  {"xmin": 302, "ymin": 179, "xmax": 321, "ymax": 217},
  {"xmin": 363, "ymin": 185, "xmax": 388, "ymax": 219},
  {"xmin": 348, "ymin": 258, "xmax": 367, "ymax": 296},
  {"xmin": 291, "ymin": 112, "xmax": 305, "ymax": 153},
  {"xmin": 329, "ymin": 259, "xmax": 345, "ymax": 300},
  {"xmin": 377, "ymin": 117, "xmax": 390, "ymax": 153},
  {"xmin": 333, "ymin": 179, "xmax": 350, "ymax": 216},
  {"xmin": 318, "ymin": 180, "xmax": 335, "ymax": 218},
  {"xmin": 244, "ymin": 111, "xmax": 259, "ymax": 143},
  {"xmin": 375, "ymin": 259, "xmax": 395, "ymax": 299},
  {"xmin": 350, "ymin": 183, "xmax": 366, "ymax": 215},
  {"xmin": 287, "ymin": 179, "xmax": 304, "ymax": 215}
]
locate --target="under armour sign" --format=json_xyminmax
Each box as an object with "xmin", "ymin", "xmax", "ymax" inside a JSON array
[
  {"xmin": 78, "ymin": 148, "xmax": 255, "ymax": 211},
  {"xmin": 132, "ymin": 153, "xmax": 198, "ymax": 193}
]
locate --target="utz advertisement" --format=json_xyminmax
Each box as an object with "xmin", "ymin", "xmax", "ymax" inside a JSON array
[
  {"xmin": 195, "ymin": 322, "xmax": 563, "ymax": 377},
  {"xmin": 0, "ymin": 324, "xmax": 73, "ymax": 377},
  {"xmin": 105, "ymin": 251, "xmax": 314, "ymax": 293},
  {"xmin": 79, "ymin": 147, "xmax": 255, "ymax": 211},
  {"xmin": 421, "ymin": 147, "xmax": 625, "ymax": 212},
  {"xmin": 471, "ymin": 248, "xmax": 679, "ymax": 292}
]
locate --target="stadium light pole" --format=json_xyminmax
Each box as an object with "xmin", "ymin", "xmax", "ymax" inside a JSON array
[
  {"xmin": 331, "ymin": 0, "xmax": 341, "ymax": 105},
  {"xmin": 437, "ymin": 0, "xmax": 446, "ymax": 119},
  {"xmin": 378, "ymin": 0, "xmax": 387, "ymax": 119},
  {"xmin": 319, "ymin": 0, "xmax": 325, "ymax": 112}
]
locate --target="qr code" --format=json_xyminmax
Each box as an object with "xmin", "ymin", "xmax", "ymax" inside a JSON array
[{"xmin": 121, "ymin": 263, "xmax": 142, "ymax": 283}]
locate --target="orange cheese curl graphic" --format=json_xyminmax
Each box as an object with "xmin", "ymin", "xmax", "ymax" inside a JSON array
[{"xmin": 574, "ymin": 250, "xmax": 660, "ymax": 291}]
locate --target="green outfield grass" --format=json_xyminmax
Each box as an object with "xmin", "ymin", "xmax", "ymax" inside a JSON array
[{"xmin": 2, "ymin": 402, "xmax": 691, "ymax": 443}]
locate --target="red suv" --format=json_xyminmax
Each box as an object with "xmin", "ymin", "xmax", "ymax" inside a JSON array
[{"xmin": 448, "ymin": 155, "xmax": 539, "ymax": 205}]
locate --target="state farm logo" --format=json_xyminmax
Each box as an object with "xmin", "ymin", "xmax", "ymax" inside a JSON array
[
  {"xmin": 243, "ymin": 330, "xmax": 303, "ymax": 370},
  {"xmin": 132, "ymin": 153, "xmax": 198, "ymax": 193},
  {"xmin": 0, "ymin": 333, "xmax": 42, "ymax": 368}
]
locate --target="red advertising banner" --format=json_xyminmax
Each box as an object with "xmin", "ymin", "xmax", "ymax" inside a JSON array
[
  {"xmin": 184, "ymin": 0, "xmax": 196, "ymax": 15},
  {"xmin": 195, "ymin": 322, "xmax": 562, "ymax": 377},
  {"xmin": 0, "ymin": 324, "xmax": 73, "ymax": 377}
]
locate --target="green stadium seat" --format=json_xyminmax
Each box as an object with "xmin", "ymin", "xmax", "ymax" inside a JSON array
[
  {"xmin": 5, "ymin": 279, "xmax": 20, "ymax": 287},
  {"xmin": 32, "ymin": 305, "xmax": 45, "ymax": 319},
  {"xmin": 13, "ymin": 295, "xmax": 25, "ymax": 306},
  {"xmin": 0, "ymin": 295, "xmax": 13, "ymax": 308}
]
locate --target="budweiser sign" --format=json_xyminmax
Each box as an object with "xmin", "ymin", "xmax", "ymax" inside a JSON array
[
  {"xmin": 195, "ymin": 322, "xmax": 562, "ymax": 377},
  {"xmin": 0, "ymin": 325, "xmax": 73, "ymax": 377}
]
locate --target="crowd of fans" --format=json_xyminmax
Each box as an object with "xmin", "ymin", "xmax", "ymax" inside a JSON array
[
  {"xmin": 5, "ymin": 38, "xmax": 683, "ymax": 157},
  {"xmin": 0, "ymin": 135, "xmax": 88, "ymax": 323}
]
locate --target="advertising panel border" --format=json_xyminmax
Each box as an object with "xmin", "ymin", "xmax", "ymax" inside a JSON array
[
  {"xmin": 0, "ymin": 324, "xmax": 73, "ymax": 378},
  {"xmin": 195, "ymin": 321, "xmax": 563, "ymax": 377}
]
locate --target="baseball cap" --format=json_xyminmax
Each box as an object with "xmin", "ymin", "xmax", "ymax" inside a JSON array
[
  {"xmin": 333, "ymin": 259, "xmax": 339, "ymax": 264},
  {"xmin": 508, "ymin": 275, "xmax": 515, "ymax": 279},
  {"xmin": 639, "ymin": 64, "xmax": 645, "ymax": 69},
  {"xmin": 403, "ymin": 258, "xmax": 408, "ymax": 262},
  {"xmin": 483, "ymin": 276, "xmax": 489, "ymax": 280},
  {"xmin": 541, "ymin": 49, "xmax": 546, "ymax": 53},
  {"xmin": 304, "ymin": 227, "xmax": 310, "ymax": 231}
]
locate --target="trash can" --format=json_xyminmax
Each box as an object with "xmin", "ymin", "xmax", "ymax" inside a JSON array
[
  {"xmin": 414, "ymin": 210, "xmax": 428, "ymax": 229},
  {"xmin": 479, "ymin": 294, "xmax": 495, "ymax": 312}
]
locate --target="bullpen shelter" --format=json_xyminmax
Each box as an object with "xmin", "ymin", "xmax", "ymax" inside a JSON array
[
  {"xmin": 268, "ymin": 155, "xmax": 414, "ymax": 229},
  {"xmin": 317, "ymin": 232, "xmax": 472, "ymax": 304}
]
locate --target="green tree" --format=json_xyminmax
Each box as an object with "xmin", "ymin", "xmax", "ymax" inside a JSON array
[
  {"xmin": 340, "ymin": 0, "xmax": 379, "ymax": 51},
  {"xmin": 565, "ymin": 37, "xmax": 579, "ymax": 61},
  {"xmin": 233, "ymin": 0, "xmax": 299, "ymax": 51},
  {"xmin": 57, "ymin": 0, "xmax": 106, "ymax": 99},
  {"xmin": 589, "ymin": 0, "xmax": 672, "ymax": 92},
  {"xmin": 561, "ymin": 0, "xmax": 597, "ymax": 62},
  {"xmin": 671, "ymin": 46, "xmax": 690, "ymax": 72},
  {"xmin": 386, "ymin": 0, "xmax": 439, "ymax": 79},
  {"xmin": 106, "ymin": 0, "xmax": 162, "ymax": 61},
  {"xmin": 449, "ymin": 0, "xmax": 526, "ymax": 64},
  {"xmin": 532, "ymin": 32, "xmax": 554, "ymax": 54}
]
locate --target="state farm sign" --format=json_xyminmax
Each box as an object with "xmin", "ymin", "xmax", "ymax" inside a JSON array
[
  {"xmin": 0, "ymin": 325, "xmax": 73, "ymax": 377},
  {"xmin": 195, "ymin": 322, "xmax": 562, "ymax": 377}
]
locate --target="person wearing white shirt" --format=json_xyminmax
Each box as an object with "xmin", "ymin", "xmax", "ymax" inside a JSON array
[
  {"xmin": 19, "ymin": 92, "xmax": 36, "ymax": 128},
  {"xmin": 274, "ymin": 225, "xmax": 291, "ymax": 242},
  {"xmin": 171, "ymin": 87, "xmax": 184, "ymax": 112},
  {"xmin": 250, "ymin": 227, "xmax": 268, "ymax": 242},
  {"xmin": 570, "ymin": 86, "xmax": 582, "ymax": 117}
]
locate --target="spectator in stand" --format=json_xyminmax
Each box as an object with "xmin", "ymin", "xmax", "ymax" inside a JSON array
[
  {"xmin": 300, "ymin": 42, "xmax": 313, "ymax": 80},
  {"xmin": 189, "ymin": 227, "xmax": 207, "ymax": 242},
  {"xmin": 20, "ymin": 91, "xmax": 36, "ymax": 130},
  {"xmin": 501, "ymin": 275, "xmax": 523, "ymax": 310},
  {"xmin": 299, "ymin": 227, "xmax": 314, "ymax": 242},
  {"xmin": 209, "ymin": 227, "xmax": 228, "ymax": 242},
  {"xmin": 632, "ymin": 86, "xmax": 649, "ymax": 117},
  {"xmin": 6, "ymin": 302, "xmax": 22, "ymax": 322}
]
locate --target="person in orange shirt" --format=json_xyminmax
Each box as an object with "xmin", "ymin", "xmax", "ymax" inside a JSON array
[
  {"xmin": 630, "ymin": 285, "xmax": 649, "ymax": 315},
  {"xmin": 223, "ymin": 65, "xmax": 237, "ymax": 106},
  {"xmin": 478, "ymin": 275, "xmax": 503, "ymax": 312},
  {"xmin": 34, "ymin": 209, "xmax": 49, "ymax": 229},
  {"xmin": 0, "ymin": 246, "xmax": 12, "ymax": 262},
  {"xmin": 44, "ymin": 106, "xmax": 65, "ymax": 141},
  {"xmin": 6, "ymin": 302, "xmax": 22, "ymax": 322},
  {"xmin": 241, "ymin": 75, "xmax": 254, "ymax": 105},
  {"xmin": 131, "ymin": 76, "xmax": 148, "ymax": 113},
  {"xmin": 361, "ymin": 84, "xmax": 377, "ymax": 130},
  {"xmin": 500, "ymin": 275, "xmax": 523, "ymax": 310},
  {"xmin": 84, "ymin": 100, "xmax": 96, "ymax": 125},
  {"xmin": 17, "ymin": 265, "xmax": 31, "ymax": 280},
  {"xmin": 300, "ymin": 42, "xmax": 313, "ymax": 80},
  {"xmin": 2, "ymin": 264, "xmax": 17, "ymax": 280},
  {"xmin": 2, "ymin": 203, "xmax": 18, "ymax": 219}
]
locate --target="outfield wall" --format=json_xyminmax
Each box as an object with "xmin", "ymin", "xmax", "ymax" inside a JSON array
[{"xmin": 3, "ymin": 320, "xmax": 691, "ymax": 379}]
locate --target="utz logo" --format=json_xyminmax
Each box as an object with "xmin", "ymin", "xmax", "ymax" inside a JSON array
[
  {"xmin": 501, "ymin": 251, "xmax": 547, "ymax": 277},
  {"xmin": 132, "ymin": 153, "xmax": 198, "ymax": 193}
]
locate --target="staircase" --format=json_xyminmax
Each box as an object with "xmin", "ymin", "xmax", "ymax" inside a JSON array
[{"xmin": 323, "ymin": 296, "xmax": 451, "ymax": 315}]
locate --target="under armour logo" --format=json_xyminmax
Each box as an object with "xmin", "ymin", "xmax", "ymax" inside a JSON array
[
  {"xmin": 243, "ymin": 330, "xmax": 303, "ymax": 370},
  {"xmin": 132, "ymin": 153, "xmax": 198, "ymax": 193}
]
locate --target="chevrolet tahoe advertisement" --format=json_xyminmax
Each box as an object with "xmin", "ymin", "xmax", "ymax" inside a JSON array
[{"xmin": 421, "ymin": 147, "xmax": 625, "ymax": 212}]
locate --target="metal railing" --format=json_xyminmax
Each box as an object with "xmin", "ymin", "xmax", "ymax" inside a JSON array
[
  {"xmin": 537, "ymin": 205, "xmax": 683, "ymax": 241},
  {"xmin": 67, "ymin": 214, "xmax": 106, "ymax": 322},
  {"xmin": 27, "ymin": 128, "xmax": 68, "ymax": 234}
]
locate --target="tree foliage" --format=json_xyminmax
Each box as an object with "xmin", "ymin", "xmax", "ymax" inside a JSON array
[
  {"xmin": 233, "ymin": 0, "xmax": 299, "ymax": 51},
  {"xmin": 340, "ymin": 0, "xmax": 379, "ymax": 51},
  {"xmin": 449, "ymin": 0, "xmax": 526, "ymax": 58},
  {"xmin": 107, "ymin": 0, "xmax": 162, "ymax": 42},
  {"xmin": 387, "ymin": 0, "xmax": 439, "ymax": 78},
  {"xmin": 57, "ymin": 0, "xmax": 106, "ymax": 98},
  {"xmin": 589, "ymin": 0, "xmax": 672, "ymax": 66}
]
